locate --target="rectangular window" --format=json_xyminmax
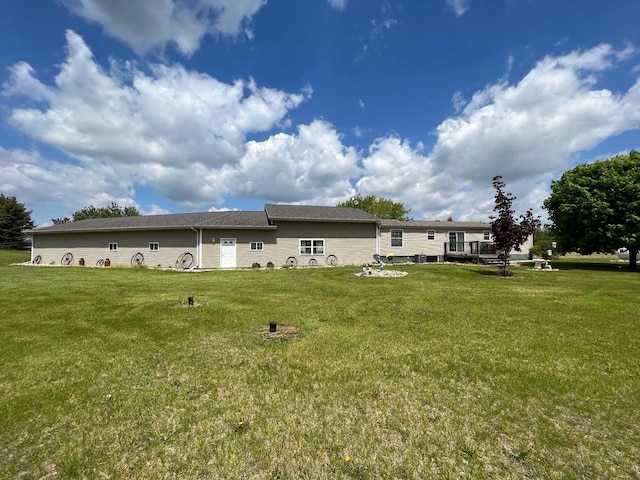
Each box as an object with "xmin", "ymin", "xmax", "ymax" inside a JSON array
[
  {"xmin": 427, "ymin": 230, "xmax": 436, "ymax": 241},
  {"xmin": 250, "ymin": 241, "xmax": 264, "ymax": 251},
  {"xmin": 390, "ymin": 229, "xmax": 403, "ymax": 247},
  {"xmin": 484, "ymin": 231, "xmax": 491, "ymax": 241},
  {"xmin": 299, "ymin": 239, "xmax": 324, "ymax": 255},
  {"xmin": 108, "ymin": 242, "xmax": 118, "ymax": 251},
  {"xmin": 149, "ymin": 242, "xmax": 159, "ymax": 251}
]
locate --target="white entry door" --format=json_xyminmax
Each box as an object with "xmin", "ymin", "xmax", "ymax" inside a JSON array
[{"xmin": 220, "ymin": 238, "xmax": 237, "ymax": 268}]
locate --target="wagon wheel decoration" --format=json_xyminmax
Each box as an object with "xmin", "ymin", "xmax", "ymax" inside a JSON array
[
  {"xmin": 131, "ymin": 252, "xmax": 145, "ymax": 266},
  {"xmin": 96, "ymin": 259, "xmax": 105, "ymax": 266},
  {"xmin": 326, "ymin": 255, "xmax": 338, "ymax": 266},
  {"xmin": 286, "ymin": 256, "xmax": 298, "ymax": 267},
  {"xmin": 175, "ymin": 252, "xmax": 194, "ymax": 270},
  {"xmin": 309, "ymin": 258, "xmax": 318, "ymax": 267},
  {"xmin": 32, "ymin": 255, "xmax": 42, "ymax": 265},
  {"xmin": 61, "ymin": 252, "xmax": 74, "ymax": 266}
]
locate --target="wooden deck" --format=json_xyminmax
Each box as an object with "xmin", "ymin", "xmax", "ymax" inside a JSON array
[{"xmin": 443, "ymin": 241, "xmax": 503, "ymax": 265}]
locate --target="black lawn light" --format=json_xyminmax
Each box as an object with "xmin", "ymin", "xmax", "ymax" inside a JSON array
[
  {"xmin": 269, "ymin": 322, "xmax": 277, "ymax": 333},
  {"xmin": 188, "ymin": 296, "xmax": 194, "ymax": 306}
]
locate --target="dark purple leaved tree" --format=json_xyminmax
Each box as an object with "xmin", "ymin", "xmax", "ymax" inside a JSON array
[{"xmin": 490, "ymin": 176, "xmax": 540, "ymax": 276}]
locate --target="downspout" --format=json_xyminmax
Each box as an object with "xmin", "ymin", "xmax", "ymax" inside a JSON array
[
  {"xmin": 376, "ymin": 222, "xmax": 381, "ymax": 256},
  {"xmin": 190, "ymin": 227, "xmax": 201, "ymax": 269}
]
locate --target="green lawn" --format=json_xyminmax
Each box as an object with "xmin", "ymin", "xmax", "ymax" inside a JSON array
[{"xmin": 1, "ymin": 251, "xmax": 639, "ymax": 479}]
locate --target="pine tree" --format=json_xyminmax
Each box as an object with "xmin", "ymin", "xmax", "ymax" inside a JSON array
[{"xmin": 0, "ymin": 194, "xmax": 35, "ymax": 250}]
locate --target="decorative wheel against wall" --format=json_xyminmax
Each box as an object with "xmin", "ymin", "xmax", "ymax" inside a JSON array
[
  {"xmin": 326, "ymin": 255, "xmax": 338, "ymax": 266},
  {"xmin": 61, "ymin": 252, "xmax": 74, "ymax": 266},
  {"xmin": 286, "ymin": 256, "xmax": 298, "ymax": 267},
  {"xmin": 131, "ymin": 252, "xmax": 145, "ymax": 266},
  {"xmin": 309, "ymin": 258, "xmax": 318, "ymax": 267},
  {"xmin": 96, "ymin": 259, "xmax": 105, "ymax": 266},
  {"xmin": 175, "ymin": 252, "xmax": 195, "ymax": 270},
  {"xmin": 32, "ymin": 255, "xmax": 42, "ymax": 265}
]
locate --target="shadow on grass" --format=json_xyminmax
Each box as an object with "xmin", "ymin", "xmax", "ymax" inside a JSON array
[
  {"xmin": 466, "ymin": 261, "xmax": 639, "ymax": 276},
  {"xmin": 471, "ymin": 267, "xmax": 504, "ymax": 277},
  {"xmin": 521, "ymin": 260, "xmax": 639, "ymax": 273}
]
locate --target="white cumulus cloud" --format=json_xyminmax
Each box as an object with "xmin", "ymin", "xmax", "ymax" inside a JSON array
[
  {"xmin": 356, "ymin": 44, "xmax": 640, "ymax": 221},
  {"xmin": 2, "ymin": 30, "xmax": 315, "ymax": 211},
  {"xmin": 4, "ymin": 30, "xmax": 310, "ymax": 171},
  {"xmin": 4, "ymin": 36, "xmax": 640, "ymax": 225},
  {"xmin": 227, "ymin": 120, "xmax": 361, "ymax": 204},
  {"xmin": 431, "ymin": 44, "xmax": 640, "ymax": 183},
  {"xmin": 0, "ymin": 146, "xmax": 137, "ymax": 222},
  {"xmin": 61, "ymin": 0, "xmax": 267, "ymax": 55}
]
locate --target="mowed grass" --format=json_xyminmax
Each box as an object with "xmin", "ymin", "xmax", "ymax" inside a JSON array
[{"xmin": 1, "ymin": 251, "xmax": 639, "ymax": 479}]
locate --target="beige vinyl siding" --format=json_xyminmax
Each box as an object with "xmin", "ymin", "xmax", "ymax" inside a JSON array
[
  {"xmin": 380, "ymin": 226, "xmax": 534, "ymax": 259},
  {"xmin": 32, "ymin": 230, "xmax": 197, "ymax": 267},
  {"xmin": 380, "ymin": 227, "xmax": 466, "ymax": 257},
  {"xmin": 31, "ymin": 222, "xmax": 377, "ymax": 269},
  {"xmin": 201, "ymin": 229, "xmax": 277, "ymax": 269},
  {"xmin": 269, "ymin": 221, "xmax": 377, "ymax": 267},
  {"xmin": 514, "ymin": 234, "xmax": 534, "ymax": 258}
]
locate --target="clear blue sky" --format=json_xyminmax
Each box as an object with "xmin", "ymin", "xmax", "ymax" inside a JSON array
[{"xmin": 1, "ymin": 0, "xmax": 639, "ymax": 226}]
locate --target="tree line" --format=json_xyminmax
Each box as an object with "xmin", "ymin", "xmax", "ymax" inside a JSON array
[
  {"xmin": 0, "ymin": 200, "xmax": 138, "ymax": 250},
  {"xmin": 52, "ymin": 203, "xmax": 140, "ymax": 224}
]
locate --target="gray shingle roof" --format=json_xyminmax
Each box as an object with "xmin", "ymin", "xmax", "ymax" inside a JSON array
[
  {"xmin": 30, "ymin": 211, "xmax": 273, "ymax": 234},
  {"xmin": 265, "ymin": 204, "xmax": 380, "ymax": 222},
  {"xmin": 381, "ymin": 219, "xmax": 490, "ymax": 229}
]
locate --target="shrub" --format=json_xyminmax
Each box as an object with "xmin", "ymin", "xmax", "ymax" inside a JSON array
[
  {"xmin": 266, "ymin": 261, "xmax": 274, "ymax": 269},
  {"xmin": 252, "ymin": 262, "xmax": 261, "ymax": 269}
]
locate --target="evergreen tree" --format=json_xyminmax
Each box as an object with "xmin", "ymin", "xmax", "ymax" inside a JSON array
[{"xmin": 0, "ymin": 194, "xmax": 35, "ymax": 250}]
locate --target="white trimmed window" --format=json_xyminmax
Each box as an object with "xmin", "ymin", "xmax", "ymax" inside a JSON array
[
  {"xmin": 108, "ymin": 242, "xmax": 118, "ymax": 251},
  {"xmin": 390, "ymin": 229, "xmax": 403, "ymax": 247},
  {"xmin": 484, "ymin": 231, "xmax": 491, "ymax": 241},
  {"xmin": 300, "ymin": 239, "xmax": 324, "ymax": 255},
  {"xmin": 427, "ymin": 230, "xmax": 436, "ymax": 241},
  {"xmin": 149, "ymin": 242, "xmax": 159, "ymax": 251},
  {"xmin": 250, "ymin": 241, "xmax": 264, "ymax": 251}
]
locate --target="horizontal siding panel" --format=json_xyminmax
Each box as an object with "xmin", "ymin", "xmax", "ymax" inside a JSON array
[
  {"xmin": 33, "ymin": 230, "xmax": 196, "ymax": 268},
  {"xmin": 270, "ymin": 222, "xmax": 377, "ymax": 267}
]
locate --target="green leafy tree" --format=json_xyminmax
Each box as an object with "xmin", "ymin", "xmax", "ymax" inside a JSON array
[
  {"xmin": 543, "ymin": 150, "xmax": 640, "ymax": 268},
  {"xmin": 0, "ymin": 194, "xmax": 35, "ymax": 250},
  {"xmin": 490, "ymin": 176, "xmax": 540, "ymax": 276},
  {"xmin": 337, "ymin": 194, "xmax": 411, "ymax": 220},
  {"xmin": 530, "ymin": 225, "xmax": 556, "ymax": 259},
  {"xmin": 53, "ymin": 202, "xmax": 140, "ymax": 223}
]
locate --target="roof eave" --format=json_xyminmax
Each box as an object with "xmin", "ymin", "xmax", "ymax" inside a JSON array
[
  {"xmin": 269, "ymin": 217, "xmax": 380, "ymax": 223},
  {"xmin": 30, "ymin": 224, "xmax": 277, "ymax": 234}
]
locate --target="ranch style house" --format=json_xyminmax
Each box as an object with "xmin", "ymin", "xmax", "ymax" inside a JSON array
[{"xmin": 28, "ymin": 204, "xmax": 532, "ymax": 269}]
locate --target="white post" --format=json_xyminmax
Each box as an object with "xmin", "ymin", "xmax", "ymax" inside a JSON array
[{"xmin": 197, "ymin": 229, "xmax": 203, "ymax": 269}]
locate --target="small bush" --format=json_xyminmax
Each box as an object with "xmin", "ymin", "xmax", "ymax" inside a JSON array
[
  {"xmin": 266, "ymin": 261, "xmax": 274, "ymax": 269},
  {"xmin": 530, "ymin": 245, "xmax": 554, "ymax": 259},
  {"xmin": 252, "ymin": 262, "xmax": 261, "ymax": 269}
]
